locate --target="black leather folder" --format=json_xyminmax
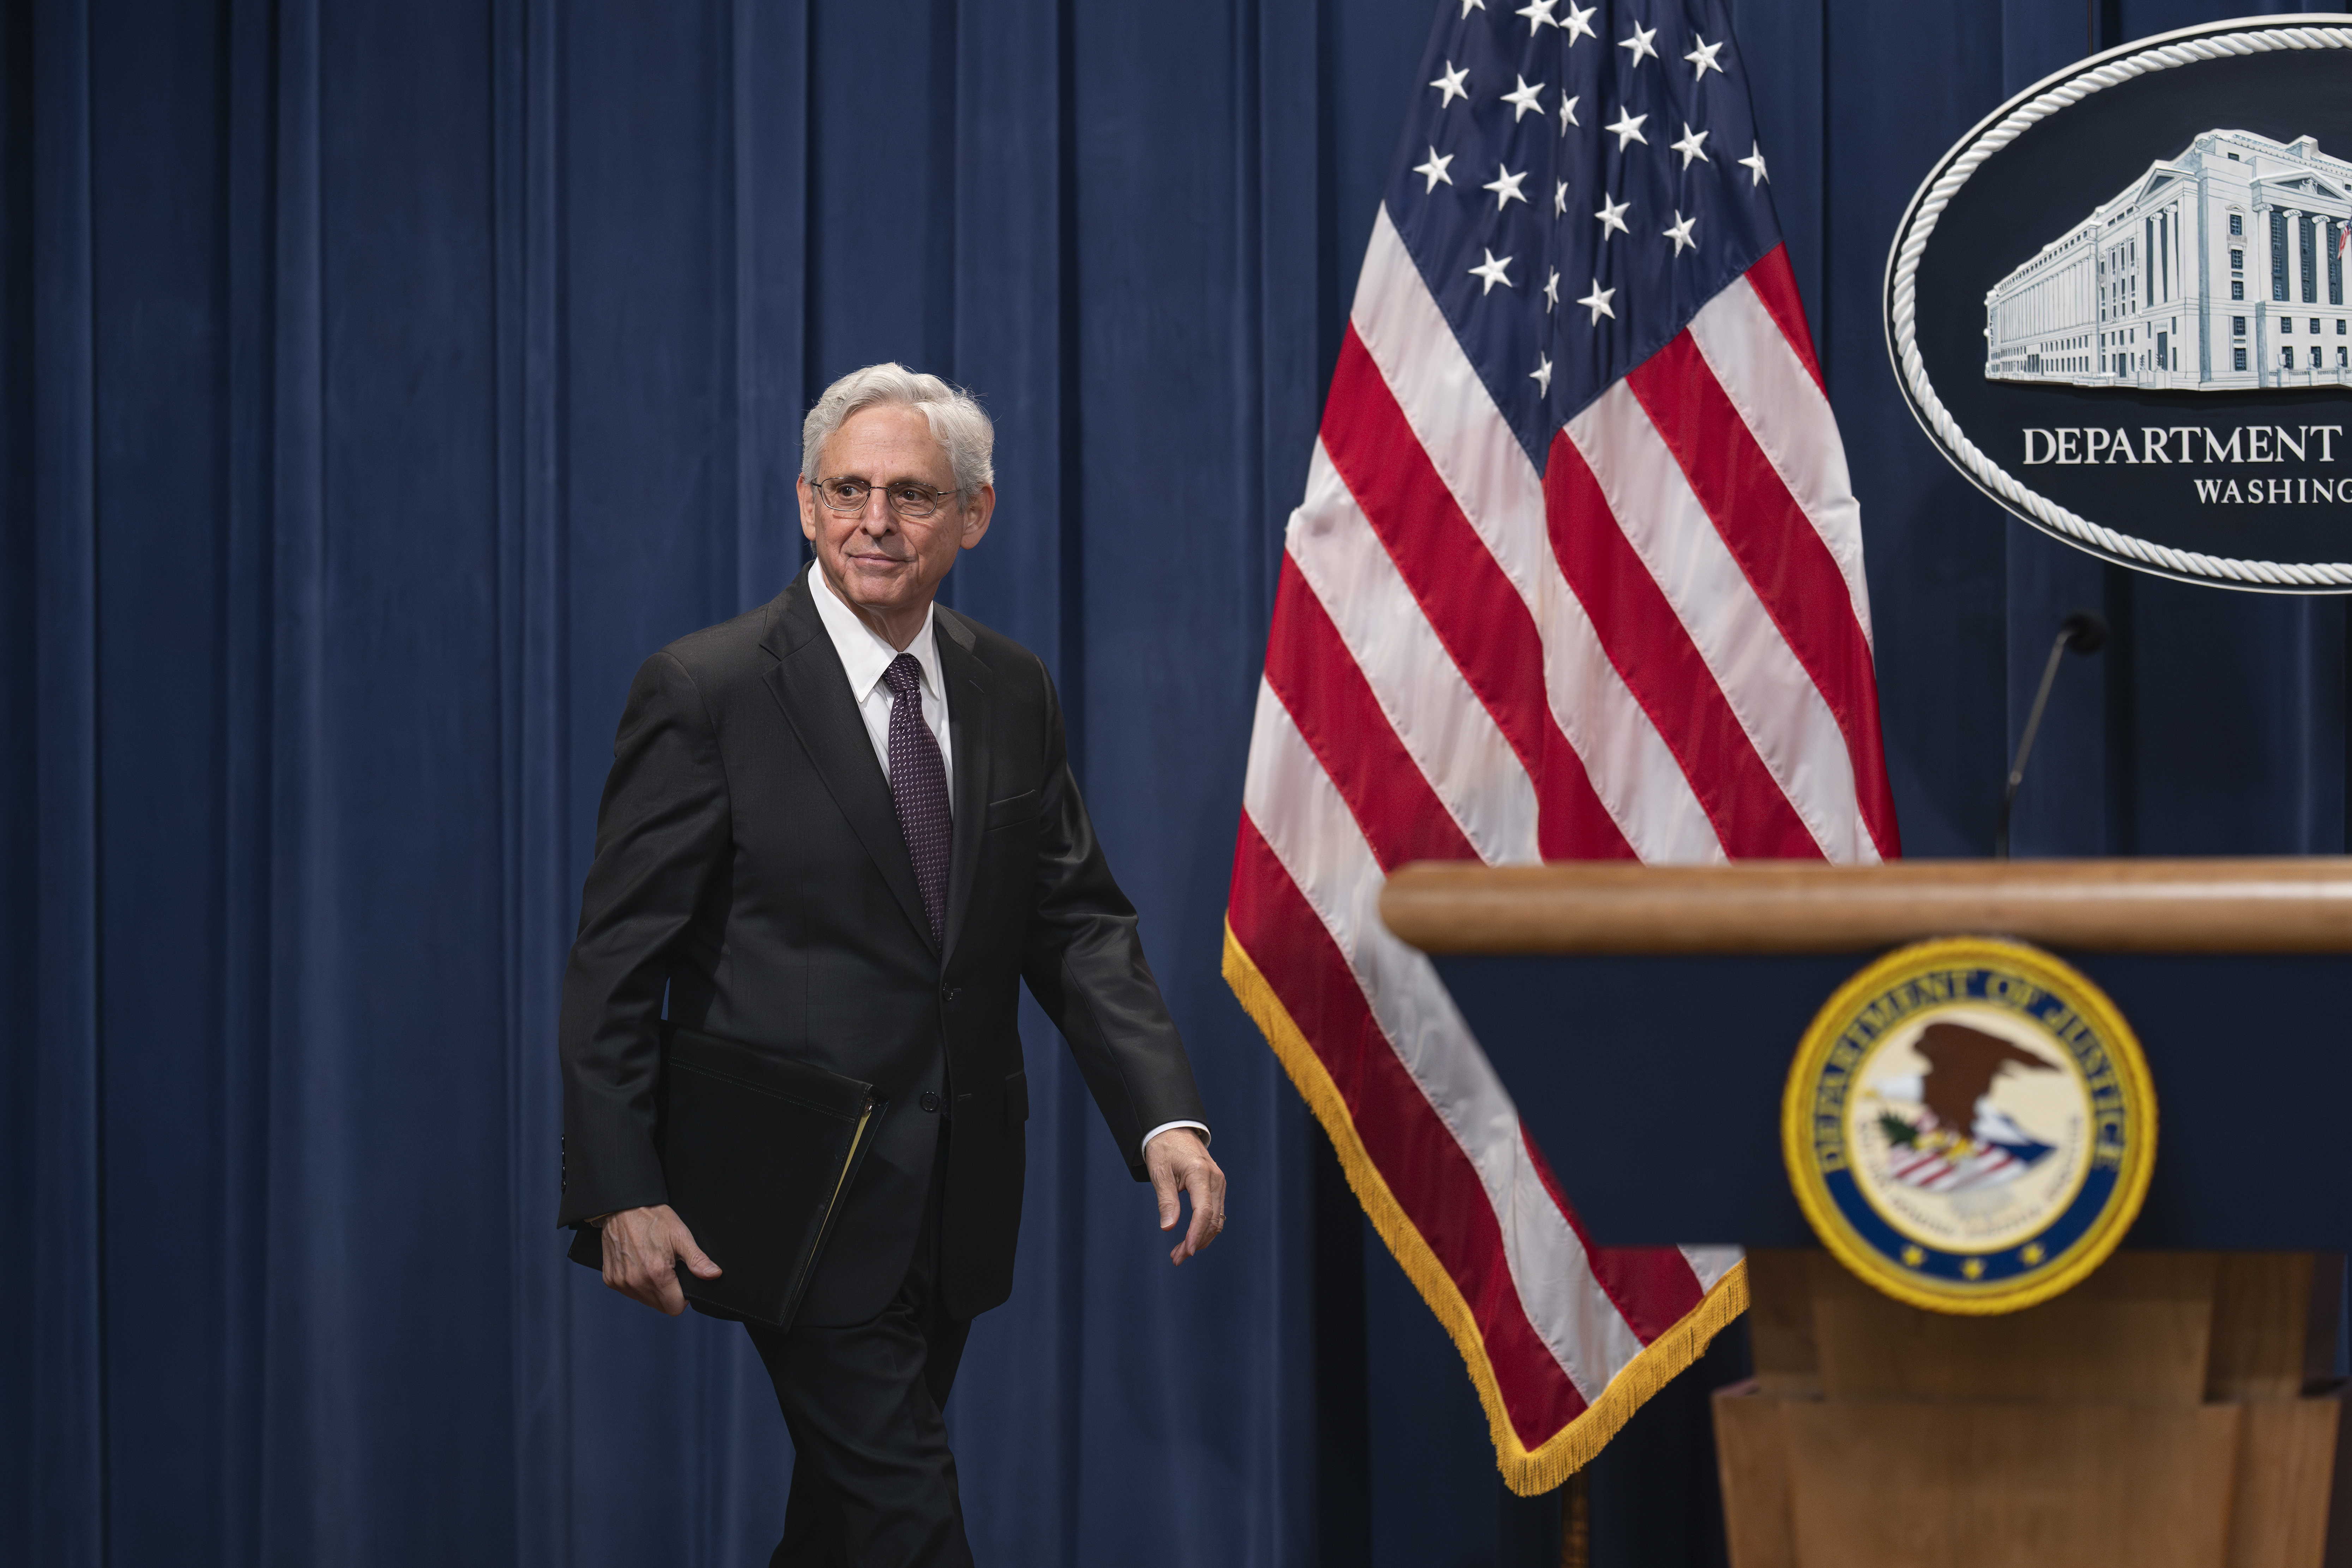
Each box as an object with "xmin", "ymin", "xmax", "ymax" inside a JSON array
[{"xmin": 570, "ymin": 1024, "xmax": 882, "ymax": 1329}]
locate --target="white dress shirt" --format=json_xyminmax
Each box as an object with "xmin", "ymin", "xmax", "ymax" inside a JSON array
[
  {"xmin": 810, "ymin": 572, "xmax": 953, "ymax": 798},
  {"xmin": 809, "ymin": 577, "xmax": 1207, "ymax": 1160}
]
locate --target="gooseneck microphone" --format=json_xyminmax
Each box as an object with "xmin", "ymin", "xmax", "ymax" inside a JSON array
[{"xmin": 1993, "ymin": 610, "xmax": 2108, "ymax": 861}]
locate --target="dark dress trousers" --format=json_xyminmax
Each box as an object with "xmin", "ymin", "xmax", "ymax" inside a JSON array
[{"xmin": 557, "ymin": 566, "xmax": 1206, "ymax": 1561}]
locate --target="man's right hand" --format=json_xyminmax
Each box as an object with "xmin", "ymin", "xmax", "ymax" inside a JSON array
[{"xmin": 598, "ymin": 1205, "xmax": 722, "ymax": 1316}]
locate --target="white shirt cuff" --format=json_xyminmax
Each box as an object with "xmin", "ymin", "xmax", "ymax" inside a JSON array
[{"xmin": 1140, "ymin": 1120, "xmax": 1210, "ymax": 1159}]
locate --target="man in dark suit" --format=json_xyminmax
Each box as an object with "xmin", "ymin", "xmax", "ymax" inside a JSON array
[{"xmin": 557, "ymin": 363, "xmax": 1226, "ymax": 1567}]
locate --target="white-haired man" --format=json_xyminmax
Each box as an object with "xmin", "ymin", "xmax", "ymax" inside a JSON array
[{"xmin": 557, "ymin": 364, "xmax": 1225, "ymax": 1565}]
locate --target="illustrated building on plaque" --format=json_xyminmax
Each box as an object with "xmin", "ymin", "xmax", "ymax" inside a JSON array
[{"xmin": 1983, "ymin": 129, "xmax": 2352, "ymax": 392}]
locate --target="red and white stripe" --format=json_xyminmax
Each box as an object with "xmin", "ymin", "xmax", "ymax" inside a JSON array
[
  {"xmin": 1229, "ymin": 204, "xmax": 1896, "ymax": 1467},
  {"xmin": 1885, "ymin": 1142, "xmax": 2032, "ymax": 1194}
]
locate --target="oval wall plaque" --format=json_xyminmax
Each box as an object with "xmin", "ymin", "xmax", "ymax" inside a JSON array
[{"xmin": 1886, "ymin": 16, "xmax": 2352, "ymax": 591}]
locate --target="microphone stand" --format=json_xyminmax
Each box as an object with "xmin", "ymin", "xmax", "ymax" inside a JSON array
[{"xmin": 1994, "ymin": 610, "xmax": 2107, "ymax": 860}]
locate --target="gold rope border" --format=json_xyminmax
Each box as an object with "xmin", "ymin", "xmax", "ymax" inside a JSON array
[{"xmin": 1223, "ymin": 918, "xmax": 1748, "ymax": 1495}]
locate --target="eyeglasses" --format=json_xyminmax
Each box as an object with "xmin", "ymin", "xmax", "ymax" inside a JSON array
[{"xmin": 811, "ymin": 477, "xmax": 959, "ymax": 519}]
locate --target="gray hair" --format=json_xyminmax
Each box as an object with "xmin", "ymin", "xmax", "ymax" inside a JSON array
[{"xmin": 800, "ymin": 363, "xmax": 995, "ymax": 499}]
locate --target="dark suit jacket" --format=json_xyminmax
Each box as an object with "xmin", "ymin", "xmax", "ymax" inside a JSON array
[{"xmin": 557, "ymin": 566, "xmax": 1206, "ymax": 1323}]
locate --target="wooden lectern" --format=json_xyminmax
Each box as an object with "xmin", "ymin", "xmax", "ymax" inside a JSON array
[{"xmin": 1381, "ymin": 860, "xmax": 2352, "ymax": 1568}]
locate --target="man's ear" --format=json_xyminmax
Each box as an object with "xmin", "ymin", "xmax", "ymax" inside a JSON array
[
  {"xmin": 796, "ymin": 474, "xmax": 819, "ymax": 542},
  {"xmin": 959, "ymin": 484, "xmax": 996, "ymax": 551}
]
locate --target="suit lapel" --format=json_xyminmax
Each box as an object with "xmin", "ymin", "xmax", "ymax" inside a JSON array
[
  {"xmin": 937, "ymin": 607, "xmax": 992, "ymax": 969},
  {"xmin": 759, "ymin": 570, "xmax": 937, "ymax": 955}
]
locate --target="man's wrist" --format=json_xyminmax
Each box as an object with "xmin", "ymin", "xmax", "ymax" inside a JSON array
[{"xmin": 1140, "ymin": 1120, "xmax": 1210, "ymax": 1158}]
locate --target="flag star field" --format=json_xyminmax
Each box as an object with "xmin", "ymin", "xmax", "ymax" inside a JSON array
[{"xmin": 1393, "ymin": 0, "xmax": 1778, "ymax": 465}]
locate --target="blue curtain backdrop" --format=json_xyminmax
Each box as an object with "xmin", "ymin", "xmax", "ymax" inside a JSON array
[{"xmin": 5, "ymin": 1, "xmax": 2346, "ymax": 1566}]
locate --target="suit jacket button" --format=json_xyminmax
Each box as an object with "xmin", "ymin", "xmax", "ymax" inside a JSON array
[{"xmin": 920, "ymin": 1091, "xmax": 942, "ymax": 1113}]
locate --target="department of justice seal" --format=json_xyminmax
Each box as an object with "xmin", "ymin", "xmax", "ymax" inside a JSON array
[{"xmin": 1781, "ymin": 937, "xmax": 2156, "ymax": 1314}]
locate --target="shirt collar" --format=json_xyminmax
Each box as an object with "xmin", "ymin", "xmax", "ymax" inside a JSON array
[{"xmin": 809, "ymin": 569, "xmax": 943, "ymax": 706}]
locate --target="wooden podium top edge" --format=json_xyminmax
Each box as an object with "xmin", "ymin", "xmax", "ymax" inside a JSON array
[{"xmin": 1377, "ymin": 858, "xmax": 2352, "ymax": 954}]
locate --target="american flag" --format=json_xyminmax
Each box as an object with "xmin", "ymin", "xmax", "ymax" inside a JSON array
[{"xmin": 1223, "ymin": 0, "xmax": 1897, "ymax": 1490}]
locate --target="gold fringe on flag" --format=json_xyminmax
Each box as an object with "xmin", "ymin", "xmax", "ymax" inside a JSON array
[{"xmin": 1223, "ymin": 918, "xmax": 1749, "ymax": 1495}]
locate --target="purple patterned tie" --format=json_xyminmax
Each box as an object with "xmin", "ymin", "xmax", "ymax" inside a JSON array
[{"xmin": 882, "ymin": 653, "xmax": 950, "ymax": 947}]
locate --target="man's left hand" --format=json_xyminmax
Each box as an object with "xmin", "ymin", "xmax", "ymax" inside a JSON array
[{"xmin": 1144, "ymin": 1128, "xmax": 1226, "ymax": 1265}]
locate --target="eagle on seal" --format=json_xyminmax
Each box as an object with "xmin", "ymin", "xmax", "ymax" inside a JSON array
[
  {"xmin": 1866, "ymin": 1022, "xmax": 2062, "ymax": 1194},
  {"xmin": 1913, "ymin": 1021, "xmax": 2057, "ymax": 1135}
]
